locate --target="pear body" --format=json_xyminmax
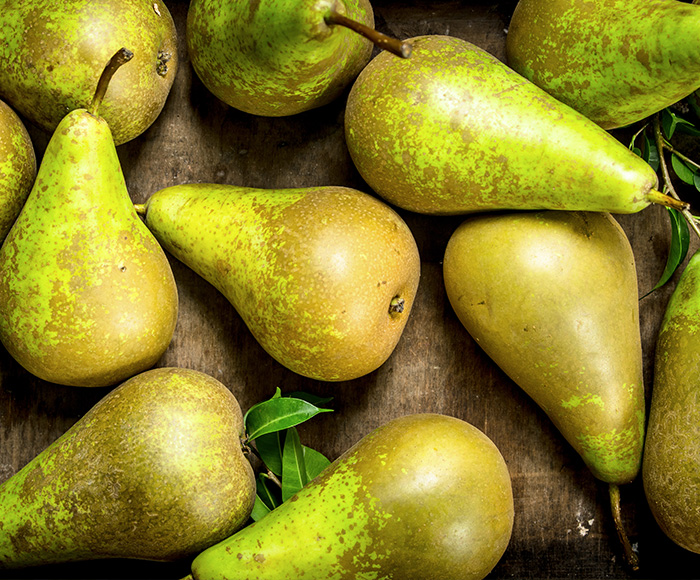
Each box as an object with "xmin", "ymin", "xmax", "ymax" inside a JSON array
[
  {"xmin": 190, "ymin": 413, "xmax": 514, "ymax": 580},
  {"xmin": 344, "ymin": 35, "xmax": 659, "ymax": 215},
  {"xmin": 0, "ymin": 109, "xmax": 178, "ymax": 387},
  {"xmin": 0, "ymin": 99, "xmax": 36, "ymax": 241},
  {"xmin": 643, "ymin": 250, "xmax": 700, "ymax": 553},
  {"xmin": 187, "ymin": 0, "xmax": 374, "ymax": 116},
  {"xmin": 0, "ymin": 0, "xmax": 177, "ymax": 145},
  {"xmin": 0, "ymin": 367, "xmax": 256, "ymax": 568},
  {"xmin": 140, "ymin": 183, "xmax": 419, "ymax": 381},
  {"xmin": 443, "ymin": 211, "xmax": 645, "ymax": 484},
  {"xmin": 506, "ymin": 0, "xmax": 700, "ymax": 130}
]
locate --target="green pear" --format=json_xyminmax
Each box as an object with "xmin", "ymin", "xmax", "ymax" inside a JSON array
[
  {"xmin": 0, "ymin": 367, "xmax": 256, "ymax": 568},
  {"xmin": 186, "ymin": 413, "xmax": 514, "ymax": 580},
  {"xmin": 443, "ymin": 211, "xmax": 644, "ymax": 564},
  {"xmin": 0, "ymin": 99, "xmax": 36, "ymax": 242},
  {"xmin": 186, "ymin": 0, "xmax": 410, "ymax": 117},
  {"xmin": 0, "ymin": 49, "xmax": 178, "ymax": 387},
  {"xmin": 643, "ymin": 249, "xmax": 700, "ymax": 554},
  {"xmin": 344, "ymin": 35, "xmax": 686, "ymax": 216},
  {"xmin": 136, "ymin": 183, "xmax": 420, "ymax": 382},
  {"xmin": 0, "ymin": 0, "xmax": 177, "ymax": 145},
  {"xmin": 506, "ymin": 0, "xmax": 700, "ymax": 130}
]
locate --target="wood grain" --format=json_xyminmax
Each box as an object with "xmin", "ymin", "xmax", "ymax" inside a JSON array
[{"xmin": 1, "ymin": 0, "xmax": 699, "ymax": 578}]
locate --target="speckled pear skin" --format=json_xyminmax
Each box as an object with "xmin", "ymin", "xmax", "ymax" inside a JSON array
[
  {"xmin": 643, "ymin": 250, "xmax": 700, "ymax": 554},
  {"xmin": 506, "ymin": 0, "xmax": 700, "ymax": 130},
  {"xmin": 189, "ymin": 413, "xmax": 514, "ymax": 580},
  {"xmin": 0, "ymin": 100, "xmax": 36, "ymax": 242},
  {"xmin": 0, "ymin": 107, "xmax": 179, "ymax": 387},
  {"xmin": 0, "ymin": 0, "xmax": 177, "ymax": 145},
  {"xmin": 186, "ymin": 0, "xmax": 374, "ymax": 116},
  {"xmin": 0, "ymin": 367, "xmax": 256, "ymax": 568},
  {"xmin": 140, "ymin": 183, "xmax": 420, "ymax": 382},
  {"xmin": 344, "ymin": 35, "xmax": 659, "ymax": 216},
  {"xmin": 443, "ymin": 211, "xmax": 645, "ymax": 484}
]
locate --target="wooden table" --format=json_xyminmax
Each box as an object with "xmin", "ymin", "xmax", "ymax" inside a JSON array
[{"xmin": 1, "ymin": 1, "xmax": 699, "ymax": 578}]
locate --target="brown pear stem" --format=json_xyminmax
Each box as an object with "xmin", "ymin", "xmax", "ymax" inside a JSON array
[
  {"xmin": 609, "ymin": 484, "xmax": 640, "ymax": 572},
  {"xmin": 646, "ymin": 189, "xmax": 691, "ymax": 212},
  {"xmin": 324, "ymin": 10, "xmax": 411, "ymax": 58},
  {"xmin": 89, "ymin": 47, "xmax": 134, "ymax": 117}
]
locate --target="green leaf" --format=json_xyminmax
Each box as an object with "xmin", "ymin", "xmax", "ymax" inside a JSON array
[
  {"xmin": 254, "ymin": 430, "xmax": 285, "ymax": 476},
  {"xmin": 650, "ymin": 207, "xmax": 691, "ymax": 292},
  {"xmin": 694, "ymin": 171, "xmax": 700, "ymax": 193},
  {"xmin": 303, "ymin": 445, "xmax": 331, "ymax": 480},
  {"xmin": 281, "ymin": 427, "xmax": 308, "ymax": 501},
  {"xmin": 284, "ymin": 391, "xmax": 334, "ymax": 406},
  {"xmin": 244, "ymin": 397, "xmax": 332, "ymax": 441},
  {"xmin": 643, "ymin": 133, "xmax": 659, "ymax": 171},
  {"xmin": 661, "ymin": 108, "xmax": 678, "ymax": 139},
  {"xmin": 671, "ymin": 153, "xmax": 696, "ymax": 185},
  {"xmin": 255, "ymin": 472, "xmax": 281, "ymax": 510},
  {"xmin": 250, "ymin": 494, "xmax": 272, "ymax": 522}
]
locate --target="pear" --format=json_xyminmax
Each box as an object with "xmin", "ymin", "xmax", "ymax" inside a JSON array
[
  {"xmin": 643, "ymin": 250, "xmax": 700, "ymax": 554},
  {"xmin": 186, "ymin": 413, "xmax": 514, "ymax": 580},
  {"xmin": 186, "ymin": 0, "xmax": 410, "ymax": 117},
  {"xmin": 136, "ymin": 183, "xmax": 420, "ymax": 382},
  {"xmin": 0, "ymin": 367, "xmax": 256, "ymax": 568},
  {"xmin": 506, "ymin": 0, "xmax": 700, "ymax": 130},
  {"xmin": 0, "ymin": 99, "xmax": 36, "ymax": 242},
  {"xmin": 344, "ymin": 34, "xmax": 686, "ymax": 216},
  {"xmin": 0, "ymin": 49, "xmax": 179, "ymax": 387},
  {"xmin": 443, "ymin": 211, "xmax": 645, "ymax": 565},
  {"xmin": 0, "ymin": 0, "xmax": 177, "ymax": 145}
]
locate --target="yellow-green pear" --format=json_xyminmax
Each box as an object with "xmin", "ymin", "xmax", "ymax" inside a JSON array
[
  {"xmin": 0, "ymin": 367, "xmax": 256, "ymax": 568},
  {"xmin": 506, "ymin": 0, "xmax": 700, "ymax": 129},
  {"xmin": 0, "ymin": 0, "xmax": 178, "ymax": 145},
  {"xmin": 0, "ymin": 49, "xmax": 178, "ymax": 387},
  {"xmin": 0, "ymin": 99, "xmax": 36, "ymax": 241},
  {"xmin": 136, "ymin": 183, "xmax": 420, "ymax": 382},
  {"xmin": 186, "ymin": 413, "xmax": 514, "ymax": 580},
  {"xmin": 643, "ymin": 250, "xmax": 700, "ymax": 554},
  {"xmin": 443, "ymin": 211, "xmax": 645, "ymax": 565},
  {"xmin": 345, "ymin": 34, "xmax": 685, "ymax": 215}
]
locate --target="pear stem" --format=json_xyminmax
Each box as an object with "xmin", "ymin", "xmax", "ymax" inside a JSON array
[
  {"xmin": 324, "ymin": 11, "xmax": 411, "ymax": 58},
  {"xmin": 89, "ymin": 47, "xmax": 134, "ymax": 117},
  {"xmin": 651, "ymin": 113, "xmax": 700, "ymax": 240},
  {"xmin": 609, "ymin": 484, "xmax": 640, "ymax": 572},
  {"xmin": 646, "ymin": 189, "xmax": 690, "ymax": 212},
  {"xmin": 133, "ymin": 203, "xmax": 147, "ymax": 216}
]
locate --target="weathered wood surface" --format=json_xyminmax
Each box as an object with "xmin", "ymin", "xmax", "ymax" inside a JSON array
[{"xmin": 1, "ymin": 1, "xmax": 699, "ymax": 578}]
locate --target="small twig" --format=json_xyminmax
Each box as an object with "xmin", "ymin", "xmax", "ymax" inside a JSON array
[{"xmin": 652, "ymin": 113, "xmax": 700, "ymax": 240}]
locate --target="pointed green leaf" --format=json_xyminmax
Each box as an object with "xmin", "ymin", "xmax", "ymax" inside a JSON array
[
  {"xmin": 254, "ymin": 431, "xmax": 285, "ymax": 476},
  {"xmin": 245, "ymin": 397, "xmax": 332, "ymax": 441},
  {"xmin": 694, "ymin": 171, "xmax": 700, "ymax": 194},
  {"xmin": 303, "ymin": 445, "xmax": 332, "ymax": 481},
  {"xmin": 282, "ymin": 427, "xmax": 308, "ymax": 501},
  {"xmin": 651, "ymin": 207, "xmax": 691, "ymax": 292},
  {"xmin": 251, "ymin": 494, "xmax": 272, "ymax": 522},
  {"xmin": 671, "ymin": 154, "xmax": 696, "ymax": 185},
  {"xmin": 284, "ymin": 391, "xmax": 334, "ymax": 406},
  {"xmin": 255, "ymin": 472, "xmax": 281, "ymax": 510},
  {"xmin": 661, "ymin": 108, "xmax": 678, "ymax": 139}
]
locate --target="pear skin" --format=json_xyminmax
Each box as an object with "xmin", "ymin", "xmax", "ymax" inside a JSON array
[
  {"xmin": 643, "ymin": 250, "xmax": 700, "ymax": 554},
  {"xmin": 0, "ymin": 91, "xmax": 178, "ymax": 387},
  {"xmin": 0, "ymin": 0, "xmax": 177, "ymax": 145},
  {"xmin": 443, "ymin": 211, "xmax": 645, "ymax": 485},
  {"xmin": 344, "ymin": 35, "xmax": 675, "ymax": 216},
  {"xmin": 137, "ymin": 183, "xmax": 420, "ymax": 382},
  {"xmin": 0, "ymin": 367, "xmax": 256, "ymax": 568},
  {"xmin": 0, "ymin": 99, "xmax": 36, "ymax": 241},
  {"xmin": 186, "ymin": 0, "xmax": 374, "ymax": 116},
  {"xmin": 188, "ymin": 413, "xmax": 514, "ymax": 580},
  {"xmin": 506, "ymin": 0, "xmax": 700, "ymax": 129}
]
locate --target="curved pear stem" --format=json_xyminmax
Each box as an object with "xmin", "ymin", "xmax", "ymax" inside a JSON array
[
  {"xmin": 324, "ymin": 11, "xmax": 411, "ymax": 58},
  {"xmin": 609, "ymin": 483, "xmax": 640, "ymax": 572},
  {"xmin": 89, "ymin": 47, "xmax": 134, "ymax": 117},
  {"xmin": 647, "ymin": 189, "xmax": 690, "ymax": 212}
]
